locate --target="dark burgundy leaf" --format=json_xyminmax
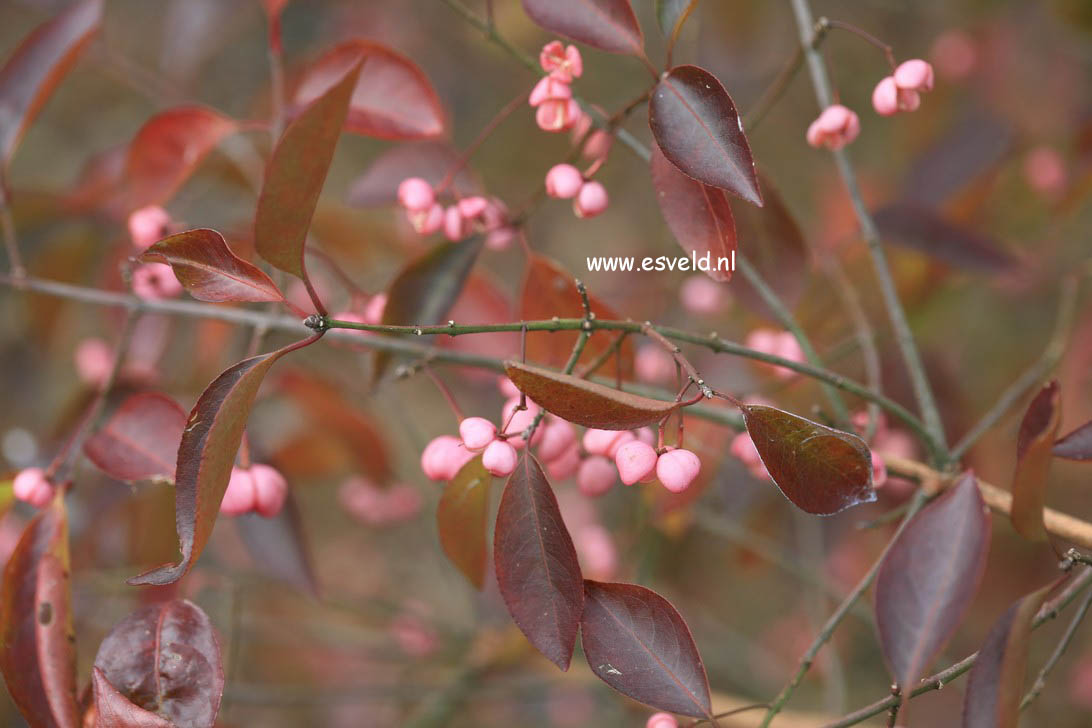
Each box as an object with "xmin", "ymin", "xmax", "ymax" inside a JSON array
[
  {"xmin": 139, "ymin": 229, "xmax": 284, "ymax": 303},
  {"xmin": 0, "ymin": 494, "xmax": 78, "ymax": 728},
  {"xmin": 505, "ymin": 360, "xmax": 679, "ymax": 430},
  {"xmin": 873, "ymin": 203, "xmax": 1018, "ymax": 274},
  {"xmin": 128, "ymin": 335, "xmax": 319, "ymax": 586},
  {"xmin": 656, "ymin": 0, "xmax": 696, "ymax": 35},
  {"xmin": 91, "ymin": 668, "xmax": 173, "ymax": 728},
  {"xmin": 84, "ymin": 392, "xmax": 187, "ymax": 484},
  {"xmin": 346, "ymin": 141, "xmax": 481, "ymax": 207},
  {"xmin": 0, "ymin": 0, "xmax": 103, "ymax": 165},
  {"xmin": 94, "ymin": 600, "xmax": 223, "ymax": 728},
  {"xmin": 255, "ymin": 57, "xmax": 362, "ymax": 283},
  {"xmin": 236, "ymin": 493, "xmax": 319, "ymax": 597},
  {"xmin": 875, "ymin": 473, "xmax": 991, "ymax": 693},
  {"xmin": 648, "ymin": 65, "xmax": 762, "ymax": 206},
  {"xmin": 581, "ymin": 580, "xmax": 712, "ymax": 718},
  {"xmin": 125, "ymin": 107, "xmax": 238, "ymax": 210},
  {"xmin": 437, "ymin": 456, "xmax": 492, "ymax": 589},
  {"xmin": 1054, "ymin": 419, "xmax": 1092, "ymax": 461},
  {"xmin": 740, "ymin": 404, "xmax": 875, "ymax": 515},
  {"xmin": 962, "ymin": 581, "xmax": 1056, "ymax": 728},
  {"xmin": 901, "ymin": 112, "xmax": 1013, "ymax": 207},
  {"xmin": 522, "ymin": 0, "xmax": 643, "ymax": 55},
  {"xmin": 1011, "ymin": 381, "xmax": 1061, "ymax": 541},
  {"xmin": 650, "ymin": 142, "xmax": 736, "ymax": 282},
  {"xmin": 494, "ymin": 454, "xmax": 583, "ymax": 670},
  {"xmin": 374, "ymin": 236, "xmax": 484, "ymax": 380},
  {"xmin": 293, "ymin": 40, "xmax": 446, "ymax": 140}
]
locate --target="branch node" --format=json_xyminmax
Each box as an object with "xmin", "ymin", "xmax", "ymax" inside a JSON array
[{"xmin": 303, "ymin": 314, "xmax": 327, "ymax": 331}]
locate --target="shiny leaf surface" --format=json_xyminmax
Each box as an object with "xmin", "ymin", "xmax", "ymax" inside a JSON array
[
  {"xmin": 521, "ymin": 0, "xmax": 643, "ymax": 55},
  {"xmin": 437, "ymin": 456, "xmax": 492, "ymax": 589},
  {"xmin": 140, "ymin": 229, "xmax": 283, "ymax": 303},
  {"xmin": 91, "ymin": 668, "xmax": 173, "ymax": 728}
]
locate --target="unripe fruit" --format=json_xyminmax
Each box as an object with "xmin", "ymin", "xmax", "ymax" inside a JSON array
[
  {"xmin": 545, "ymin": 164, "xmax": 584, "ymax": 199},
  {"xmin": 363, "ymin": 293, "xmax": 387, "ymax": 324},
  {"xmin": 615, "ymin": 440, "xmax": 658, "ymax": 485},
  {"xmin": 573, "ymin": 180, "xmax": 608, "ymax": 218},
  {"xmin": 250, "ymin": 463, "xmax": 288, "ymax": 518},
  {"xmin": 220, "ymin": 466, "xmax": 257, "ymax": 515},
  {"xmin": 577, "ymin": 455, "xmax": 616, "ymax": 497},
  {"xmin": 482, "ymin": 439, "xmax": 518, "ymax": 477},
  {"xmin": 397, "ymin": 177, "xmax": 435, "ymax": 211},
  {"xmin": 459, "ymin": 416, "xmax": 497, "ymax": 452},
  {"xmin": 656, "ymin": 448, "xmax": 701, "ymax": 493}
]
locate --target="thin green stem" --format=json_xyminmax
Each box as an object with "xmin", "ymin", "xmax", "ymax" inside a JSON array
[{"xmin": 1020, "ymin": 585, "xmax": 1092, "ymax": 711}]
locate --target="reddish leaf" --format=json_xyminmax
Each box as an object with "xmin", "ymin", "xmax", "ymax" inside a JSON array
[
  {"xmin": 293, "ymin": 40, "xmax": 446, "ymax": 140},
  {"xmin": 1054, "ymin": 419, "xmax": 1092, "ymax": 461},
  {"xmin": 650, "ymin": 141, "xmax": 736, "ymax": 282},
  {"xmin": 236, "ymin": 493, "xmax": 318, "ymax": 597},
  {"xmin": 0, "ymin": 0, "xmax": 103, "ymax": 165},
  {"xmin": 346, "ymin": 141, "xmax": 480, "ymax": 207},
  {"xmin": 521, "ymin": 0, "xmax": 643, "ymax": 55},
  {"xmin": 648, "ymin": 65, "xmax": 762, "ymax": 206},
  {"xmin": 0, "ymin": 494, "xmax": 78, "ymax": 728},
  {"xmin": 505, "ymin": 360, "xmax": 679, "ymax": 430},
  {"xmin": 1011, "ymin": 381, "xmax": 1062, "ymax": 541},
  {"xmin": 84, "ymin": 392, "xmax": 187, "ymax": 484},
  {"xmin": 520, "ymin": 255, "xmax": 633, "ymax": 379},
  {"xmin": 580, "ymin": 580, "xmax": 712, "ymax": 718},
  {"xmin": 374, "ymin": 236, "xmax": 484, "ymax": 380},
  {"xmin": 91, "ymin": 668, "xmax": 173, "ymax": 728},
  {"xmin": 962, "ymin": 581, "xmax": 1057, "ymax": 728},
  {"xmin": 873, "ymin": 203, "xmax": 1018, "ymax": 274},
  {"xmin": 125, "ymin": 107, "xmax": 238, "ymax": 210},
  {"xmin": 255, "ymin": 58, "xmax": 363, "ymax": 284},
  {"xmin": 875, "ymin": 473, "xmax": 991, "ymax": 693},
  {"xmin": 437, "ymin": 456, "xmax": 492, "ymax": 589},
  {"xmin": 740, "ymin": 404, "xmax": 875, "ymax": 515},
  {"xmin": 139, "ymin": 229, "xmax": 284, "ymax": 303},
  {"xmin": 93, "ymin": 600, "xmax": 223, "ymax": 728},
  {"xmin": 494, "ymin": 454, "xmax": 583, "ymax": 670},
  {"xmin": 63, "ymin": 143, "xmax": 128, "ymax": 215},
  {"xmin": 128, "ymin": 335, "xmax": 319, "ymax": 586}
]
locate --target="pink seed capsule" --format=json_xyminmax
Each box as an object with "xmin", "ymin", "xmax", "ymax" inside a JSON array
[
  {"xmin": 250, "ymin": 463, "xmax": 288, "ymax": 518},
  {"xmin": 408, "ymin": 202, "xmax": 444, "ymax": 235},
  {"xmin": 582, "ymin": 428, "xmax": 625, "ymax": 457},
  {"xmin": 497, "ymin": 376, "xmax": 521, "ymax": 398},
  {"xmin": 536, "ymin": 418, "xmax": 577, "ymax": 462},
  {"xmin": 485, "ymin": 226, "xmax": 516, "ymax": 250},
  {"xmin": 575, "ymin": 523, "xmax": 617, "ymax": 580},
  {"xmin": 573, "ymin": 180, "xmax": 608, "ymax": 218},
  {"xmin": 363, "ymin": 293, "xmax": 387, "ymax": 324},
  {"xmin": 893, "ymin": 59, "xmax": 935, "ymax": 92},
  {"xmin": 872, "ymin": 77, "xmax": 919, "ymax": 116},
  {"xmin": 460, "ymin": 416, "xmax": 498, "ymax": 452},
  {"xmin": 501, "ymin": 396, "xmax": 541, "ymax": 448},
  {"xmin": 679, "ymin": 274, "xmax": 724, "ymax": 314},
  {"xmin": 13, "ymin": 467, "xmax": 54, "ymax": 508},
  {"xmin": 545, "ymin": 163, "xmax": 584, "ymax": 200},
  {"xmin": 131, "ymin": 263, "xmax": 183, "ymax": 301},
  {"xmin": 421, "ymin": 435, "xmax": 473, "ymax": 481},
  {"xmin": 127, "ymin": 205, "xmax": 172, "ymax": 249},
  {"xmin": 397, "ymin": 177, "xmax": 435, "ymax": 211},
  {"xmin": 539, "ymin": 40, "xmax": 583, "ymax": 82},
  {"xmin": 482, "ymin": 439, "xmax": 518, "ymax": 477},
  {"xmin": 545, "ymin": 443, "xmax": 582, "ymax": 481},
  {"xmin": 871, "ymin": 451, "xmax": 888, "ymax": 488},
  {"xmin": 806, "ymin": 104, "xmax": 861, "ymax": 150},
  {"xmin": 606, "ymin": 430, "xmax": 636, "ymax": 458},
  {"xmin": 582, "ymin": 130, "xmax": 613, "ymax": 161},
  {"xmin": 529, "ymin": 75, "xmax": 573, "ymax": 107},
  {"xmin": 220, "ymin": 466, "xmax": 257, "ymax": 515},
  {"xmin": 615, "ymin": 440, "xmax": 658, "ymax": 485},
  {"xmin": 74, "ymin": 337, "xmax": 113, "ymax": 387},
  {"xmin": 656, "ymin": 448, "xmax": 701, "ymax": 493},
  {"xmin": 443, "ymin": 205, "xmax": 467, "ymax": 241},
  {"xmin": 456, "ymin": 195, "xmax": 489, "ymax": 220},
  {"xmin": 647, "ymin": 713, "xmax": 679, "ymax": 728},
  {"xmin": 635, "ymin": 344, "xmax": 675, "ymax": 384},
  {"xmin": 577, "ymin": 455, "xmax": 616, "ymax": 497}
]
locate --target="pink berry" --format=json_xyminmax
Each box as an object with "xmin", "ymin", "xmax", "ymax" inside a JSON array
[
  {"xmin": 391, "ymin": 614, "xmax": 438, "ymax": 657},
  {"xmin": 443, "ymin": 205, "xmax": 467, "ymax": 241},
  {"xmin": 1023, "ymin": 146, "xmax": 1067, "ymax": 195},
  {"xmin": 501, "ymin": 397, "xmax": 541, "ymax": 448},
  {"xmin": 536, "ymin": 418, "xmax": 577, "ymax": 462},
  {"xmin": 338, "ymin": 477, "xmax": 385, "ymax": 524},
  {"xmin": 131, "ymin": 263, "xmax": 183, "ymax": 301},
  {"xmin": 397, "ymin": 177, "xmax": 435, "ymax": 211},
  {"xmin": 127, "ymin": 205, "xmax": 171, "ymax": 249},
  {"xmin": 573, "ymin": 180, "xmax": 608, "ymax": 218},
  {"xmin": 75, "ymin": 337, "xmax": 113, "ymax": 387},
  {"xmin": 383, "ymin": 483, "xmax": 423, "ymax": 522},
  {"xmin": 545, "ymin": 164, "xmax": 584, "ymax": 199},
  {"xmin": 485, "ymin": 226, "xmax": 516, "ymax": 250},
  {"xmin": 459, "ymin": 416, "xmax": 497, "ymax": 452},
  {"xmin": 13, "ymin": 467, "xmax": 54, "ymax": 508},
  {"xmin": 536, "ymin": 98, "xmax": 581, "ymax": 132},
  {"xmin": 482, "ymin": 439, "xmax": 519, "ymax": 477},
  {"xmin": 539, "ymin": 41, "xmax": 582, "ymax": 82},
  {"xmin": 363, "ymin": 293, "xmax": 387, "ymax": 324},
  {"xmin": 635, "ymin": 344, "xmax": 675, "ymax": 384},
  {"xmin": 421, "ymin": 435, "xmax": 473, "ymax": 481},
  {"xmin": 931, "ymin": 31, "xmax": 976, "ymax": 81},
  {"xmin": 615, "ymin": 440, "xmax": 658, "ymax": 485},
  {"xmin": 772, "ymin": 332, "xmax": 805, "ymax": 379},
  {"xmin": 729, "ymin": 432, "xmax": 763, "ymax": 468},
  {"xmin": 872, "ymin": 76, "xmax": 919, "ymax": 116},
  {"xmin": 679, "ymin": 274, "xmax": 724, "ymax": 314},
  {"xmin": 220, "ymin": 466, "xmax": 257, "ymax": 515},
  {"xmin": 582, "ymin": 130, "xmax": 613, "ymax": 161},
  {"xmin": 893, "ymin": 59, "xmax": 934, "ymax": 92},
  {"xmin": 871, "ymin": 451, "xmax": 888, "ymax": 488},
  {"xmin": 408, "ymin": 202, "xmax": 444, "ymax": 235},
  {"xmin": 577, "ymin": 455, "xmax": 616, "ymax": 497},
  {"xmin": 498, "ymin": 376, "xmax": 520, "ymax": 398},
  {"xmin": 606, "ymin": 430, "xmax": 636, "ymax": 458},
  {"xmin": 647, "ymin": 713, "xmax": 679, "ymax": 728},
  {"xmin": 635, "ymin": 427, "xmax": 655, "ymax": 446},
  {"xmin": 806, "ymin": 104, "xmax": 861, "ymax": 150},
  {"xmin": 529, "ymin": 75, "xmax": 573, "ymax": 107},
  {"xmin": 545, "ymin": 443, "xmax": 582, "ymax": 481},
  {"xmin": 250, "ymin": 463, "xmax": 288, "ymax": 517},
  {"xmin": 575, "ymin": 524, "xmax": 617, "ymax": 580},
  {"xmin": 582, "ymin": 428, "xmax": 625, "ymax": 457},
  {"xmin": 656, "ymin": 448, "xmax": 701, "ymax": 493},
  {"xmin": 456, "ymin": 195, "xmax": 489, "ymax": 220}
]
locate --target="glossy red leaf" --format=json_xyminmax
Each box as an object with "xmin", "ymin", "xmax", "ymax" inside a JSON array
[
  {"xmin": 505, "ymin": 360, "xmax": 679, "ymax": 430},
  {"xmin": 740, "ymin": 404, "xmax": 875, "ymax": 515},
  {"xmin": 125, "ymin": 107, "xmax": 238, "ymax": 210},
  {"xmin": 346, "ymin": 141, "xmax": 481, "ymax": 207},
  {"xmin": 875, "ymin": 473, "xmax": 991, "ymax": 693},
  {"xmin": 873, "ymin": 203, "xmax": 1017, "ymax": 274},
  {"xmin": 1054, "ymin": 419, "xmax": 1092, "ymax": 461},
  {"xmin": 0, "ymin": 0, "xmax": 103, "ymax": 165},
  {"xmin": 1011, "ymin": 381, "xmax": 1061, "ymax": 541},
  {"xmin": 84, "ymin": 392, "xmax": 187, "ymax": 484},
  {"xmin": 374, "ymin": 236, "xmax": 484, "ymax": 380},
  {"xmin": 650, "ymin": 141, "xmax": 736, "ymax": 282},
  {"xmin": 255, "ymin": 58, "xmax": 362, "ymax": 284},
  {"xmin": 91, "ymin": 668, "xmax": 173, "ymax": 728},
  {"xmin": 648, "ymin": 65, "xmax": 762, "ymax": 206},
  {"xmin": 293, "ymin": 40, "xmax": 446, "ymax": 140},
  {"xmin": 521, "ymin": 255, "xmax": 633, "ymax": 379},
  {"xmin": 127, "ymin": 335, "xmax": 319, "ymax": 586},
  {"xmin": 139, "ymin": 229, "xmax": 284, "ymax": 304},
  {"xmin": 494, "ymin": 454, "xmax": 583, "ymax": 670},
  {"xmin": 236, "ymin": 493, "xmax": 319, "ymax": 597},
  {"xmin": 522, "ymin": 0, "xmax": 643, "ymax": 55},
  {"xmin": 437, "ymin": 456, "xmax": 492, "ymax": 589},
  {"xmin": 93, "ymin": 600, "xmax": 223, "ymax": 728},
  {"xmin": 0, "ymin": 494, "xmax": 78, "ymax": 728},
  {"xmin": 581, "ymin": 580, "xmax": 712, "ymax": 718},
  {"xmin": 962, "ymin": 581, "xmax": 1056, "ymax": 728}
]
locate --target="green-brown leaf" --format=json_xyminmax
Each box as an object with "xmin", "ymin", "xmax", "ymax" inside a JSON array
[
  {"xmin": 1011, "ymin": 381, "xmax": 1061, "ymax": 541},
  {"xmin": 140, "ymin": 228, "xmax": 283, "ymax": 303},
  {"xmin": 437, "ymin": 456, "xmax": 492, "ymax": 589}
]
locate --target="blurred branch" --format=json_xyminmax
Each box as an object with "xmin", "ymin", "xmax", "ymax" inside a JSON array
[
  {"xmin": 1020, "ymin": 582, "xmax": 1092, "ymax": 711},
  {"xmin": 0, "ymin": 180, "xmax": 25, "ymax": 278}
]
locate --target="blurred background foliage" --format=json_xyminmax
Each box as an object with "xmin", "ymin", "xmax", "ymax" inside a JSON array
[{"xmin": 0, "ymin": 0, "xmax": 1090, "ymax": 725}]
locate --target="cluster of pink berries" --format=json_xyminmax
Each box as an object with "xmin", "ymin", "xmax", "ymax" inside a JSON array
[
  {"xmin": 127, "ymin": 205, "xmax": 183, "ymax": 301},
  {"xmin": 12, "ymin": 467, "xmax": 56, "ymax": 508},
  {"xmin": 395, "ymin": 177, "xmax": 515, "ymax": 249},
  {"xmin": 220, "ymin": 463, "xmax": 289, "ymax": 517},
  {"xmin": 530, "ymin": 41, "xmax": 583, "ymax": 132},
  {"xmin": 544, "ymin": 163, "xmax": 608, "ymax": 218},
  {"xmin": 806, "ymin": 59, "xmax": 935, "ymax": 151},
  {"xmin": 647, "ymin": 713, "xmax": 679, "ymax": 728}
]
